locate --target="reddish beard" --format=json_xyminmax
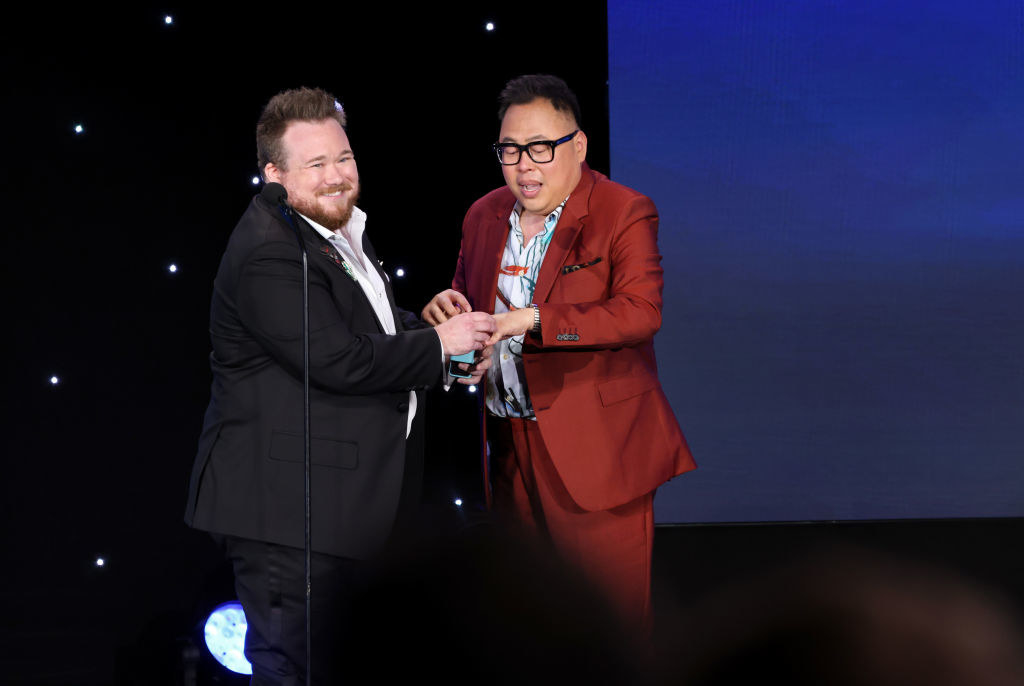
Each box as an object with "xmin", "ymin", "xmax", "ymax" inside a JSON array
[{"xmin": 291, "ymin": 183, "xmax": 359, "ymax": 230}]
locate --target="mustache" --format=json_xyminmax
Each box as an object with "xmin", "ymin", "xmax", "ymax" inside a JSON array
[{"xmin": 318, "ymin": 184, "xmax": 354, "ymax": 195}]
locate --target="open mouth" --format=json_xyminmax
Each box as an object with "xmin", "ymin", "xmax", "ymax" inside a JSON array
[{"xmin": 520, "ymin": 183, "xmax": 541, "ymax": 196}]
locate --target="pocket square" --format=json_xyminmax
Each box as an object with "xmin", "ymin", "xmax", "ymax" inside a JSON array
[{"xmin": 562, "ymin": 257, "xmax": 603, "ymax": 274}]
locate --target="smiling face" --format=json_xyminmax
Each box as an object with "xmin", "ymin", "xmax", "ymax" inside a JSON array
[
  {"xmin": 264, "ymin": 118, "xmax": 359, "ymax": 230},
  {"xmin": 498, "ymin": 98, "xmax": 587, "ymax": 222}
]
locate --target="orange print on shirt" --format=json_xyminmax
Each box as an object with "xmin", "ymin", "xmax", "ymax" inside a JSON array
[{"xmin": 499, "ymin": 265, "xmax": 529, "ymax": 276}]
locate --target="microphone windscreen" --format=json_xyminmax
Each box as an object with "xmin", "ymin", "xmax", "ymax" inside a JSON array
[{"xmin": 261, "ymin": 182, "xmax": 288, "ymax": 206}]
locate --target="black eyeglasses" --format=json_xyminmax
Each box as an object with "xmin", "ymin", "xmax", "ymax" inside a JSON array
[{"xmin": 493, "ymin": 130, "xmax": 579, "ymax": 165}]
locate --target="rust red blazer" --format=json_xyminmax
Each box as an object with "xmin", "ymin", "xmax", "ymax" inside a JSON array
[{"xmin": 453, "ymin": 165, "xmax": 696, "ymax": 511}]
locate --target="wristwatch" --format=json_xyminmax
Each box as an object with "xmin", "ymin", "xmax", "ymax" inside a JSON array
[{"xmin": 531, "ymin": 304, "xmax": 541, "ymax": 335}]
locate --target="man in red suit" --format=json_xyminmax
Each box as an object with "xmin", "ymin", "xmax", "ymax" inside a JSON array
[{"xmin": 423, "ymin": 74, "xmax": 695, "ymax": 628}]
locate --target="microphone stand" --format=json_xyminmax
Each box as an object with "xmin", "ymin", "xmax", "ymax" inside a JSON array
[{"xmin": 271, "ymin": 190, "xmax": 313, "ymax": 686}]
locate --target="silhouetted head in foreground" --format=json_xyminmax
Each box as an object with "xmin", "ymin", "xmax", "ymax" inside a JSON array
[
  {"xmin": 344, "ymin": 523, "xmax": 644, "ymax": 684},
  {"xmin": 665, "ymin": 548, "xmax": 1024, "ymax": 686}
]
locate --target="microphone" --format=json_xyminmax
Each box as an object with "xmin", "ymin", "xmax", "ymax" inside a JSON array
[
  {"xmin": 261, "ymin": 181, "xmax": 289, "ymax": 208},
  {"xmin": 262, "ymin": 182, "xmax": 302, "ymax": 237}
]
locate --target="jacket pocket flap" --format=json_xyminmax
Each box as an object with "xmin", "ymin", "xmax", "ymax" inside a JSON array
[{"xmin": 270, "ymin": 431, "xmax": 359, "ymax": 470}]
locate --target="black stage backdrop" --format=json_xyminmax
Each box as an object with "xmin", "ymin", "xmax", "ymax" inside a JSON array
[{"xmin": 2, "ymin": 5, "xmax": 609, "ymax": 683}]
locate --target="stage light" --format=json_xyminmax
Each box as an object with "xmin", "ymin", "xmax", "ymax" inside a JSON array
[
  {"xmin": 49, "ymin": 376, "xmax": 60, "ymax": 385},
  {"xmin": 164, "ymin": 15, "xmax": 173, "ymax": 24},
  {"xmin": 204, "ymin": 601, "xmax": 252, "ymax": 676},
  {"xmin": 95, "ymin": 557, "xmax": 105, "ymax": 567},
  {"xmin": 485, "ymin": 21, "xmax": 495, "ymax": 31},
  {"xmin": 468, "ymin": 385, "xmax": 477, "ymax": 393},
  {"xmin": 168, "ymin": 263, "xmax": 178, "ymax": 273},
  {"xmin": 74, "ymin": 124, "xmax": 84, "ymax": 134},
  {"xmin": 395, "ymin": 267, "xmax": 405, "ymax": 278},
  {"xmin": 454, "ymin": 498, "xmax": 463, "ymax": 507},
  {"xmin": 251, "ymin": 176, "xmax": 260, "ymax": 185}
]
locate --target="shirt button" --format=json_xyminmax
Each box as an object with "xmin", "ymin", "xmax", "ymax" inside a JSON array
[{"xmin": 502, "ymin": 354, "xmax": 509, "ymax": 361}]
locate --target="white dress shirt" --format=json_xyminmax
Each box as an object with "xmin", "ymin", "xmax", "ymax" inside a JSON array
[
  {"xmin": 485, "ymin": 198, "xmax": 567, "ymax": 418},
  {"xmin": 301, "ymin": 207, "xmax": 418, "ymax": 437}
]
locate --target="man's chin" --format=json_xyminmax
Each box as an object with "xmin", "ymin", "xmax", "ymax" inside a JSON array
[{"xmin": 293, "ymin": 198, "xmax": 355, "ymax": 231}]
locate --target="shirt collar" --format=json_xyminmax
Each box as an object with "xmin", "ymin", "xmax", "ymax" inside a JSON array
[
  {"xmin": 301, "ymin": 206, "xmax": 367, "ymax": 247},
  {"xmin": 509, "ymin": 196, "xmax": 569, "ymax": 237}
]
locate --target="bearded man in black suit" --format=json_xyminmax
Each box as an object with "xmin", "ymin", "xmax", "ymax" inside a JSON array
[{"xmin": 184, "ymin": 87, "xmax": 494, "ymax": 684}]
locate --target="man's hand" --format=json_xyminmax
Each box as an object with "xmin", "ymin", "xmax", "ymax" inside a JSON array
[
  {"xmin": 486, "ymin": 308, "xmax": 535, "ymax": 345},
  {"xmin": 436, "ymin": 311, "xmax": 496, "ymax": 357},
  {"xmin": 453, "ymin": 344, "xmax": 493, "ymax": 385},
  {"xmin": 422, "ymin": 289, "xmax": 472, "ymax": 325}
]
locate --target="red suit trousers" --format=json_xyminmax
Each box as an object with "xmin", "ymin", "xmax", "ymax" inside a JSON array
[{"xmin": 487, "ymin": 415, "xmax": 654, "ymax": 630}]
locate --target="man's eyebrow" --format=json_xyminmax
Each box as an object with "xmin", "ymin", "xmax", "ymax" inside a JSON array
[
  {"xmin": 499, "ymin": 135, "xmax": 550, "ymax": 144},
  {"xmin": 303, "ymin": 150, "xmax": 353, "ymax": 164}
]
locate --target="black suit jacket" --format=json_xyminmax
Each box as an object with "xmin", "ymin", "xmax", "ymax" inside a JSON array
[{"xmin": 184, "ymin": 194, "xmax": 442, "ymax": 559}]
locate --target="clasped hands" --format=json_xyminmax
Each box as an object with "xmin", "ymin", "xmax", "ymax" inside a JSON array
[{"xmin": 424, "ymin": 289, "xmax": 534, "ymax": 385}]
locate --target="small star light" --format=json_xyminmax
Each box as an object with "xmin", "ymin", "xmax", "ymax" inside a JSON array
[
  {"xmin": 95, "ymin": 557, "xmax": 105, "ymax": 567},
  {"xmin": 395, "ymin": 267, "xmax": 406, "ymax": 278},
  {"xmin": 164, "ymin": 15, "xmax": 173, "ymax": 25},
  {"xmin": 454, "ymin": 498, "xmax": 463, "ymax": 507},
  {"xmin": 74, "ymin": 124, "xmax": 84, "ymax": 134},
  {"xmin": 168, "ymin": 263, "xmax": 178, "ymax": 274},
  {"xmin": 49, "ymin": 375, "xmax": 60, "ymax": 386},
  {"xmin": 468, "ymin": 385, "xmax": 477, "ymax": 393},
  {"xmin": 251, "ymin": 176, "xmax": 260, "ymax": 185},
  {"xmin": 485, "ymin": 21, "xmax": 495, "ymax": 31}
]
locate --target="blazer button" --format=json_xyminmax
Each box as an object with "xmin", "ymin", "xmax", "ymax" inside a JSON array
[{"xmin": 397, "ymin": 402, "xmax": 409, "ymax": 412}]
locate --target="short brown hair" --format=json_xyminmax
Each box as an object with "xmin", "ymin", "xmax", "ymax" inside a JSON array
[
  {"xmin": 498, "ymin": 74, "xmax": 582, "ymax": 127},
  {"xmin": 256, "ymin": 87, "xmax": 346, "ymax": 173}
]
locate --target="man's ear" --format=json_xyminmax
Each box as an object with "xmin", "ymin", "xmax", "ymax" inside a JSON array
[
  {"xmin": 264, "ymin": 163, "xmax": 281, "ymax": 183},
  {"xmin": 574, "ymin": 130, "xmax": 588, "ymax": 163}
]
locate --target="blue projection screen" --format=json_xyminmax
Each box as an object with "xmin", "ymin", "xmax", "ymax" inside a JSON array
[{"xmin": 607, "ymin": 0, "xmax": 1024, "ymax": 523}]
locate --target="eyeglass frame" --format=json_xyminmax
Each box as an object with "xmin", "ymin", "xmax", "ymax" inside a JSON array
[{"xmin": 492, "ymin": 130, "xmax": 580, "ymax": 165}]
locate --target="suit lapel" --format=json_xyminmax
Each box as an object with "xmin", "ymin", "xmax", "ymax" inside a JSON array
[
  {"xmin": 315, "ymin": 239, "xmax": 357, "ymax": 281},
  {"xmin": 477, "ymin": 205, "xmax": 511, "ymax": 314},
  {"xmin": 307, "ymin": 225, "xmax": 389, "ymax": 334},
  {"xmin": 532, "ymin": 166, "xmax": 594, "ymax": 304},
  {"xmin": 291, "ymin": 213, "xmax": 353, "ymax": 281}
]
